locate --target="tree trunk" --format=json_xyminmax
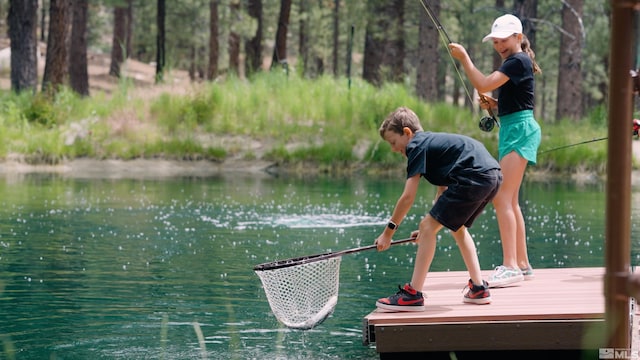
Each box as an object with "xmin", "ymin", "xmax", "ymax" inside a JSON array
[
  {"xmin": 332, "ymin": 0, "xmax": 339, "ymax": 77},
  {"xmin": 382, "ymin": 0, "xmax": 404, "ymax": 83},
  {"xmin": 270, "ymin": 0, "xmax": 291, "ymax": 72},
  {"xmin": 362, "ymin": 16, "xmax": 382, "ymax": 85},
  {"xmin": 556, "ymin": 0, "xmax": 583, "ymax": 121},
  {"xmin": 491, "ymin": 0, "xmax": 505, "ymax": 99},
  {"xmin": 298, "ymin": 0, "xmax": 309, "ymax": 77},
  {"xmin": 156, "ymin": 0, "xmax": 165, "ymax": 83},
  {"xmin": 416, "ymin": 0, "xmax": 440, "ymax": 101},
  {"xmin": 125, "ymin": 0, "xmax": 133, "ymax": 59},
  {"xmin": 208, "ymin": 0, "xmax": 219, "ymax": 80},
  {"xmin": 109, "ymin": 6, "xmax": 126, "ymax": 77},
  {"xmin": 40, "ymin": 0, "xmax": 47, "ymax": 42},
  {"xmin": 69, "ymin": 0, "xmax": 89, "ymax": 96},
  {"xmin": 514, "ymin": 0, "xmax": 537, "ymax": 49},
  {"xmin": 189, "ymin": 45, "xmax": 196, "ymax": 80},
  {"xmin": 362, "ymin": 0, "xmax": 404, "ymax": 86},
  {"xmin": 513, "ymin": 0, "xmax": 538, "ymax": 117},
  {"xmin": 42, "ymin": 0, "xmax": 69, "ymax": 96},
  {"xmin": 228, "ymin": 0, "xmax": 240, "ymax": 75},
  {"xmin": 244, "ymin": 0, "xmax": 262, "ymax": 77},
  {"xmin": 8, "ymin": 0, "xmax": 39, "ymax": 94}
]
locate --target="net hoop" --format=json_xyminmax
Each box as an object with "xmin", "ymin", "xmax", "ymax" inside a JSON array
[
  {"xmin": 253, "ymin": 237, "xmax": 415, "ymax": 272},
  {"xmin": 253, "ymin": 251, "xmax": 339, "ymax": 272}
]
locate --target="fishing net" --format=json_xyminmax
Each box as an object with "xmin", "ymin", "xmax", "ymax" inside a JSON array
[
  {"xmin": 254, "ymin": 238, "xmax": 413, "ymax": 330},
  {"xmin": 254, "ymin": 254, "xmax": 341, "ymax": 330}
]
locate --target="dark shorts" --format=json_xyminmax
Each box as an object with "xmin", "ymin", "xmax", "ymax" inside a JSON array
[{"xmin": 429, "ymin": 169, "xmax": 502, "ymax": 232}]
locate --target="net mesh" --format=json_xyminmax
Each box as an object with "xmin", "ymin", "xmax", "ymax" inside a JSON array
[{"xmin": 255, "ymin": 256, "xmax": 341, "ymax": 330}]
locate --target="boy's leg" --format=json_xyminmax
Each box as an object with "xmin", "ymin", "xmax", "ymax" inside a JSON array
[
  {"xmin": 409, "ymin": 214, "xmax": 442, "ymax": 290},
  {"xmin": 376, "ymin": 214, "xmax": 441, "ymax": 312},
  {"xmin": 450, "ymin": 227, "xmax": 483, "ymax": 286},
  {"xmin": 451, "ymin": 227, "xmax": 491, "ymax": 304}
]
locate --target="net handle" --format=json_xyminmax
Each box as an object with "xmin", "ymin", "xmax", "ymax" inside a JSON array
[{"xmin": 253, "ymin": 237, "xmax": 415, "ymax": 271}]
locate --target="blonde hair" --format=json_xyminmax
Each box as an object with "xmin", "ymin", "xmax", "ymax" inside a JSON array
[
  {"xmin": 379, "ymin": 107, "xmax": 424, "ymax": 138},
  {"xmin": 521, "ymin": 34, "xmax": 541, "ymax": 74}
]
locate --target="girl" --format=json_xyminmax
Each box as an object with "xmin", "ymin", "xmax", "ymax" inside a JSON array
[{"xmin": 448, "ymin": 14, "xmax": 542, "ymax": 287}]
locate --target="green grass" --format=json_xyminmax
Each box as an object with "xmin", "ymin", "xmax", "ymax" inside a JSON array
[{"xmin": 0, "ymin": 72, "xmax": 617, "ymax": 177}]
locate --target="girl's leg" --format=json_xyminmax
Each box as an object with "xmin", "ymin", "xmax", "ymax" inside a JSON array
[
  {"xmin": 514, "ymin": 192, "xmax": 532, "ymax": 270},
  {"xmin": 409, "ymin": 214, "xmax": 442, "ymax": 290},
  {"xmin": 492, "ymin": 151, "xmax": 528, "ymax": 269},
  {"xmin": 450, "ymin": 226, "xmax": 483, "ymax": 285}
]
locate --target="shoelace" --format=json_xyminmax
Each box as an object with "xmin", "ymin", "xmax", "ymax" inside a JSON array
[{"xmin": 461, "ymin": 281, "xmax": 487, "ymax": 293}]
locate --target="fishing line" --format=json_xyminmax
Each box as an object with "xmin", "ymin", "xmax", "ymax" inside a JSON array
[
  {"xmin": 418, "ymin": 0, "xmax": 499, "ymax": 131},
  {"xmin": 537, "ymin": 137, "xmax": 608, "ymax": 155},
  {"xmin": 418, "ymin": 0, "xmax": 474, "ymax": 107}
]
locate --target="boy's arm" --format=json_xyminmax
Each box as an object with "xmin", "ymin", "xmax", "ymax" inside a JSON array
[{"xmin": 375, "ymin": 174, "xmax": 421, "ymax": 251}]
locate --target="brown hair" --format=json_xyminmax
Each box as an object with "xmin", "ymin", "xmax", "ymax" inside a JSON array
[
  {"xmin": 378, "ymin": 107, "xmax": 424, "ymax": 138},
  {"xmin": 521, "ymin": 34, "xmax": 542, "ymax": 74}
]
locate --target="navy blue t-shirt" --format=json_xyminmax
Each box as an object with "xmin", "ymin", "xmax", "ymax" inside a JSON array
[
  {"xmin": 497, "ymin": 52, "xmax": 535, "ymax": 116},
  {"xmin": 406, "ymin": 132, "xmax": 500, "ymax": 186}
]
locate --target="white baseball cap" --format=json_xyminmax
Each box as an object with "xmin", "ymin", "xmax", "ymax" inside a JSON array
[{"xmin": 482, "ymin": 14, "xmax": 523, "ymax": 42}]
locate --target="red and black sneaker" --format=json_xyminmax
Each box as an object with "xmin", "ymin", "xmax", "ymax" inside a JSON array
[
  {"xmin": 463, "ymin": 279, "xmax": 492, "ymax": 304},
  {"xmin": 376, "ymin": 283, "xmax": 425, "ymax": 312}
]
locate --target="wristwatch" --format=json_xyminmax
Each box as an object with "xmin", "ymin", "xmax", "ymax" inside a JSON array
[{"xmin": 387, "ymin": 221, "xmax": 397, "ymax": 230}]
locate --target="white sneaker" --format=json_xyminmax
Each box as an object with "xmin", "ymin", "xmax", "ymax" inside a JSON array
[
  {"xmin": 487, "ymin": 265, "xmax": 524, "ymax": 288},
  {"xmin": 520, "ymin": 266, "xmax": 535, "ymax": 280}
]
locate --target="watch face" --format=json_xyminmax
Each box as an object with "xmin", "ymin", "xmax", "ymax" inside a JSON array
[{"xmin": 388, "ymin": 222, "xmax": 396, "ymax": 230}]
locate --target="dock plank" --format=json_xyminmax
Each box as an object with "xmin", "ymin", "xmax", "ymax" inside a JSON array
[{"xmin": 363, "ymin": 267, "xmax": 626, "ymax": 355}]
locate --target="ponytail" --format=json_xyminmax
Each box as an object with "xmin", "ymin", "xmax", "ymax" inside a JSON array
[{"xmin": 521, "ymin": 34, "xmax": 542, "ymax": 74}]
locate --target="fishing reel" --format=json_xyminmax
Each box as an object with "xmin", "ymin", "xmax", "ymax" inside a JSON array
[{"xmin": 479, "ymin": 116, "xmax": 498, "ymax": 132}]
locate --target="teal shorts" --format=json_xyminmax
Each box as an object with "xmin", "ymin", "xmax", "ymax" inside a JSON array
[{"xmin": 498, "ymin": 110, "xmax": 541, "ymax": 165}]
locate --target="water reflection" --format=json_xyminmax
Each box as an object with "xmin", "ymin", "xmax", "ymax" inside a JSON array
[{"xmin": 0, "ymin": 174, "xmax": 633, "ymax": 359}]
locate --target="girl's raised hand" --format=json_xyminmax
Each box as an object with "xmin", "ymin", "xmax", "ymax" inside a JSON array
[{"xmin": 447, "ymin": 43, "xmax": 469, "ymax": 61}]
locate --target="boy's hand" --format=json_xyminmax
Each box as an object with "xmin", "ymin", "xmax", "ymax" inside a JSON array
[{"xmin": 375, "ymin": 234, "xmax": 392, "ymax": 251}]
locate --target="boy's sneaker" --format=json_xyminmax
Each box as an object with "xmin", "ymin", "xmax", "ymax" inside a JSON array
[
  {"xmin": 520, "ymin": 266, "xmax": 535, "ymax": 280},
  {"xmin": 487, "ymin": 265, "xmax": 524, "ymax": 288},
  {"xmin": 463, "ymin": 279, "xmax": 491, "ymax": 304},
  {"xmin": 376, "ymin": 284, "xmax": 425, "ymax": 312}
]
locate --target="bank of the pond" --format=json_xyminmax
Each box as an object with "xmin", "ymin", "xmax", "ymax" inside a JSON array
[
  {"xmin": 0, "ymin": 139, "xmax": 636, "ymax": 183},
  {"xmin": 0, "ymin": 157, "xmax": 639, "ymax": 186}
]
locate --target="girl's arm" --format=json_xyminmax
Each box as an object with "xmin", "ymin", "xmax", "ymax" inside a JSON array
[{"xmin": 448, "ymin": 43, "xmax": 509, "ymax": 93}]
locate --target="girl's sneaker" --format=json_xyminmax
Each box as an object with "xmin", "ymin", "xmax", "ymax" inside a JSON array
[
  {"xmin": 376, "ymin": 283, "xmax": 425, "ymax": 312},
  {"xmin": 520, "ymin": 266, "xmax": 535, "ymax": 280},
  {"xmin": 463, "ymin": 279, "xmax": 491, "ymax": 304},
  {"xmin": 487, "ymin": 265, "xmax": 524, "ymax": 288}
]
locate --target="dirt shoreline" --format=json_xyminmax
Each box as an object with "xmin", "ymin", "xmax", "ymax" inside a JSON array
[
  {"xmin": 0, "ymin": 158, "xmax": 638, "ymax": 186},
  {"xmin": 0, "ymin": 140, "xmax": 634, "ymax": 182},
  {"xmin": 0, "ymin": 158, "xmax": 276, "ymax": 179}
]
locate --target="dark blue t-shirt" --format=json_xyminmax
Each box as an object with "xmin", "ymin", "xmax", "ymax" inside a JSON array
[
  {"xmin": 497, "ymin": 52, "xmax": 535, "ymax": 116},
  {"xmin": 406, "ymin": 132, "xmax": 500, "ymax": 186}
]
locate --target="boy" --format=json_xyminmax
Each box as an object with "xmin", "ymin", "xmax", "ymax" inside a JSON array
[{"xmin": 375, "ymin": 107, "xmax": 501, "ymax": 311}]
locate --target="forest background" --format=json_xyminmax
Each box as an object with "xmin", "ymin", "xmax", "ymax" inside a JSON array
[{"xmin": 0, "ymin": 0, "xmax": 636, "ymax": 181}]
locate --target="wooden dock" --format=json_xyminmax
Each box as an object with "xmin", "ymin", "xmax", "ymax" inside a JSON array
[{"xmin": 363, "ymin": 267, "xmax": 637, "ymax": 359}]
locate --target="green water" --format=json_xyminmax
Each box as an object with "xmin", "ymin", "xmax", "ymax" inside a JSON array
[{"xmin": 0, "ymin": 173, "xmax": 636, "ymax": 359}]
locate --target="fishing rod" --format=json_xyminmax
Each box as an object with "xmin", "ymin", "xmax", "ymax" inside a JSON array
[{"xmin": 418, "ymin": 0, "xmax": 500, "ymax": 132}]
